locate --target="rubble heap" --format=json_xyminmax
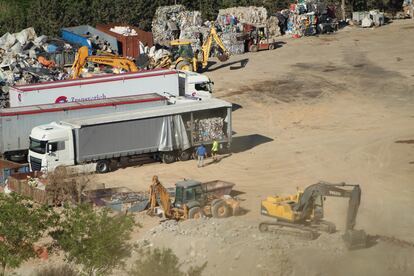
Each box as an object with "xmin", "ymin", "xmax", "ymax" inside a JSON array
[
  {"xmin": 216, "ymin": 6, "xmax": 281, "ymax": 55},
  {"xmin": 286, "ymin": 0, "xmax": 337, "ymax": 37},
  {"xmin": 152, "ymin": 5, "xmax": 204, "ymax": 45},
  {"xmin": 0, "ymin": 28, "xmax": 70, "ymax": 108}
]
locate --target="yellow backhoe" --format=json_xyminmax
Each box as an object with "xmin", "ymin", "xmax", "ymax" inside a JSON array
[
  {"xmin": 71, "ymin": 46, "xmax": 139, "ymax": 79},
  {"xmin": 154, "ymin": 27, "xmax": 230, "ymax": 72},
  {"xmin": 147, "ymin": 176, "xmax": 239, "ymax": 220},
  {"xmin": 259, "ymin": 181, "xmax": 368, "ymax": 250}
]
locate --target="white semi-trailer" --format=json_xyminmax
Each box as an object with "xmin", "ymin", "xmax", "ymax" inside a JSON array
[
  {"xmin": 1, "ymin": 94, "xmax": 167, "ymax": 161},
  {"xmin": 8, "ymin": 69, "xmax": 214, "ymax": 107},
  {"xmin": 28, "ymin": 98, "xmax": 232, "ymax": 173}
]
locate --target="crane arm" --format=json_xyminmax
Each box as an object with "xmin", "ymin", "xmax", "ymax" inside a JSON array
[
  {"xmin": 71, "ymin": 46, "xmax": 139, "ymax": 79},
  {"xmin": 200, "ymin": 27, "xmax": 230, "ymax": 68},
  {"xmin": 294, "ymin": 182, "xmax": 361, "ymax": 231}
]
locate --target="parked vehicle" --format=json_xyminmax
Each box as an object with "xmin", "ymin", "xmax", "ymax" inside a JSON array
[
  {"xmin": 1, "ymin": 94, "xmax": 167, "ymax": 162},
  {"xmin": 8, "ymin": 69, "xmax": 214, "ymax": 107},
  {"xmin": 28, "ymin": 98, "xmax": 232, "ymax": 173}
]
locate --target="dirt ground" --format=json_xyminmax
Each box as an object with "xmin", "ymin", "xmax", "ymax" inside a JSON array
[{"xmin": 16, "ymin": 20, "xmax": 414, "ymax": 275}]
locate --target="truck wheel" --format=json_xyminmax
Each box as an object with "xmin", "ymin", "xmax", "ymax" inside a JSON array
[
  {"xmin": 188, "ymin": 207, "xmax": 203, "ymax": 219},
  {"xmin": 211, "ymin": 200, "xmax": 231, "ymax": 218},
  {"xmin": 249, "ymin": 45, "xmax": 258, "ymax": 52},
  {"xmin": 96, "ymin": 160, "xmax": 110, "ymax": 174},
  {"xmin": 162, "ymin": 152, "xmax": 176, "ymax": 164},
  {"xmin": 178, "ymin": 150, "xmax": 192, "ymax": 161},
  {"xmin": 176, "ymin": 61, "xmax": 193, "ymax": 71}
]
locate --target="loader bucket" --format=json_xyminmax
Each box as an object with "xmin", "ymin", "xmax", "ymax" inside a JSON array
[{"xmin": 343, "ymin": 229, "xmax": 368, "ymax": 250}]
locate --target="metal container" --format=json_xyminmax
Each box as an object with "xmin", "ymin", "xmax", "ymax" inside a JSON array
[{"xmin": 96, "ymin": 24, "xmax": 154, "ymax": 58}]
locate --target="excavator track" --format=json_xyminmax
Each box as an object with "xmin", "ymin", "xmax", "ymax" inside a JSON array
[{"xmin": 259, "ymin": 221, "xmax": 319, "ymax": 240}]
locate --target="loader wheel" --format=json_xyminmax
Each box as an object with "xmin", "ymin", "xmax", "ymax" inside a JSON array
[
  {"xmin": 212, "ymin": 200, "xmax": 230, "ymax": 218},
  {"xmin": 176, "ymin": 61, "xmax": 193, "ymax": 71},
  {"xmin": 188, "ymin": 207, "xmax": 203, "ymax": 219},
  {"xmin": 249, "ymin": 45, "xmax": 258, "ymax": 52},
  {"xmin": 96, "ymin": 160, "xmax": 110, "ymax": 174}
]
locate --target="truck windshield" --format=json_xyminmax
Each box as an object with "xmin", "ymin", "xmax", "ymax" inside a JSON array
[{"xmin": 29, "ymin": 138, "xmax": 47, "ymax": 154}]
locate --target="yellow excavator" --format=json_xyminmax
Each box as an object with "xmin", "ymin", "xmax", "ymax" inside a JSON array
[
  {"xmin": 260, "ymin": 181, "xmax": 368, "ymax": 250},
  {"xmin": 71, "ymin": 46, "xmax": 139, "ymax": 79},
  {"xmin": 154, "ymin": 27, "xmax": 230, "ymax": 72}
]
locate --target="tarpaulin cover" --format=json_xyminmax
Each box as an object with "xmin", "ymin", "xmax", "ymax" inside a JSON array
[{"xmin": 158, "ymin": 115, "xmax": 190, "ymax": 151}]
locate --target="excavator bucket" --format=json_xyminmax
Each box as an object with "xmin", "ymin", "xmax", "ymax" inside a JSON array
[
  {"xmin": 343, "ymin": 229, "xmax": 368, "ymax": 250},
  {"xmin": 217, "ymin": 53, "xmax": 229, "ymax": 62}
]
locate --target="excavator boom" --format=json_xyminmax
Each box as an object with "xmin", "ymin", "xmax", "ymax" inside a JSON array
[{"xmin": 71, "ymin": 46, "xmax": 138, "ymax": 79}]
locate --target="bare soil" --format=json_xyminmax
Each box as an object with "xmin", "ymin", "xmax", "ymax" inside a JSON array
[{"xmin": 15, "ymin": 20, "xmax": 414, "ymax": 276}]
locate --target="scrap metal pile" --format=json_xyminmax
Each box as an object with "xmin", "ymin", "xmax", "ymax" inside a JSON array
[
  {"xmin": 193, "ymin": 117, "xmax": 226, "ymax": 142},
  {"xmin": 286, "ymin": 0, "xmax": 338, "ymax": 37},
  {"xmin": 216, "ymin": 6, "xmax": 281, "ymax": 55},
  {"xmin": 0, "ymin": 28, "xmax": 70, "ymax": 107}
]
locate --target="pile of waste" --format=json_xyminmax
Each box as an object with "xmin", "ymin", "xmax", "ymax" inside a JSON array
[
  {"xmin": 286, "ymin": 0, "xmax": 338, "ymax": 37},
  {"xmin": 352, "ymin": 10, "xmax": 385, "ymax": 28},
  {"xmin": 109, "ymin": 26, "xmax": 138, "ymax": 36},
  {"xmin": 193, "ymin": 117, "xmax": 226, "ymax": 142},
  {"xmin": 152, "ymin": 5, "xmax": 204, "ymax": 45},
  {"xmin": 216, "ymin": 6, "xmax": 281, "ymax": 55},
  {"xmin": 0, "ymin": 28, "xmax": 70, "ymax": 108}
]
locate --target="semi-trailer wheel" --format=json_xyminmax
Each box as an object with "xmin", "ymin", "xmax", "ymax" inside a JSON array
[
  {"xmin": 211, "ymin": 200, "xmax": 231, "ymax": 218},
  {"xmin": 162, "ymin": 152, "xmax": 176, "ymax": 164},
  {"xmin": 96, "ymin": 160, "xmax": 110, "ymax": 173},
  {"xmin": 178, "ymin": 150, "xmax": 192, "ymax": 161},
  {"xmin": 188, "ymin": 207, "xmax": 203, "ymax": 219}
]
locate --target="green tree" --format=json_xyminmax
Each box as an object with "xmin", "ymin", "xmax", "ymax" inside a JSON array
[
  {"xmin": 51, "ymin": 204, "xmax": 136, "ymax": 276},
  {"xmin": 0, "ymin": 193, "xmax": 56, "ymax": 276},
  {"xmin": 130, "ymin": 247, "xmax": 206, "ymax": 276}
]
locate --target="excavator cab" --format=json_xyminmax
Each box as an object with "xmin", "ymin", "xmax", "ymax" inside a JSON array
[{"xmin": 169, "ymin": 40, "xmax": 197, "ymax": 71}]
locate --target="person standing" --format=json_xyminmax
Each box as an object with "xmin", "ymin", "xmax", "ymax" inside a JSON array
[
  {"xmin": 196, "ymin": 144, "xmax": 207, "ymax": 168},
  {"xmin": 211, "ymin": 139, "xmax": 219, "ymax": 161}
]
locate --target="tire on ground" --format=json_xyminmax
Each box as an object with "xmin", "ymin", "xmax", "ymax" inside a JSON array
[
  {"xmin": 269, "ymin": 43, "xmax": 275, "ymax": 50},
  {"xmin": 96, "ymin": 160, "xmax": 110, "ymax": 174},
  {"xmin": 162, "ymin": 152, "xmax": 176, "ymax": 164},
  {"xmin": 188, "ymin": 206, "xmax": 203, "ymax": 219},
  {"xmin": 176, "ymin": 61, "xmax": 193, "ymax": 71},
  {"xmin": 211, "ymin": 200, "xmax": 231, "ymax": 218},
  {"xmin": 178, "ymin": 150, "xmax": 192, "ymax": 161},
  {"xmin": 249, "ymin": 44, "xmax": 258, "ymax": 52}
]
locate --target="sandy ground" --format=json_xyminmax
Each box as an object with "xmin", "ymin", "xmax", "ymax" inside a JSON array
[{"xmin": 16, "ymin": 20, "xmax": 414, "ymax": 275}]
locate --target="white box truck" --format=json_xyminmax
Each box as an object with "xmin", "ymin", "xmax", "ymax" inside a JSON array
[
  {"xmin": 8, "ymin": 69, "xmax": 214, "ymax": 107},
  {"xmin": 1, "ymin": 94, "xmax": 167, "ymax": 162},
  {"xmin": 28, "ymin": 98, "xmax": 232, "ymax": 173}
]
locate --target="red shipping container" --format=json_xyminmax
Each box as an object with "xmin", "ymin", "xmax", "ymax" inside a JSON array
[{"xmin": 96, "ymin": 24, "xmax": 154, "ymax": 59}]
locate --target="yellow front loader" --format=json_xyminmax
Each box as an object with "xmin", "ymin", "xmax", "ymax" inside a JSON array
[{"xmin": 160, "ymin": 26, "xmax": 230, "ymax": 72}]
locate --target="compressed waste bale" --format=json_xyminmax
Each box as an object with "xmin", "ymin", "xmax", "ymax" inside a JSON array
[
  {"xmin": 193, "ymin": 117, "xmax": 226, "ymax": 142},
  {"xmin": 152, "ymin": 5, "xmax": 187, "ymax": 44}
]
